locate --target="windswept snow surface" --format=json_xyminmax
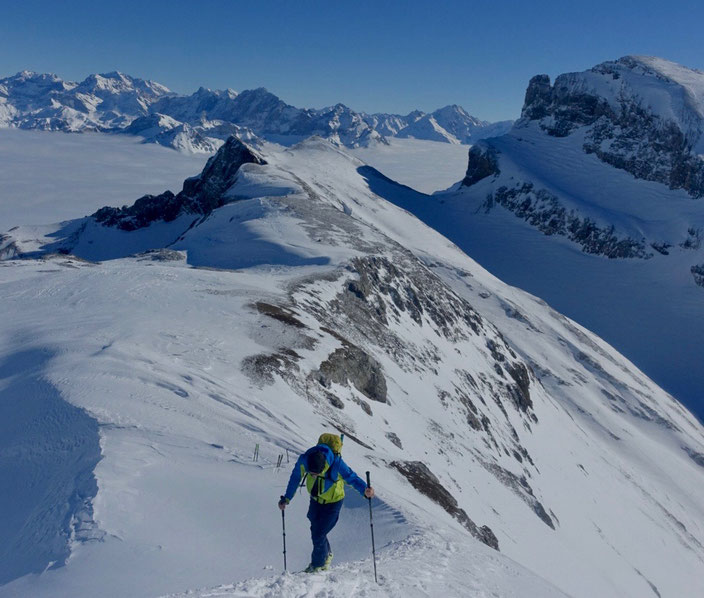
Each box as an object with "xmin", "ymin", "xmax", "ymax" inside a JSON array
[
  {"xmin": 0, "ymin": 129, "xmax": 208, "ymax": 228},
  {"xmin": 0, "ymin": 256, "xmax": 559, "ymax": 598},
  {"xmin": 161, "ymin": 530, "xmax": 568, "ymax": 598},
  {"xmin": 1, "ymin": 138, "xmax": 704, "ymax": 597}
]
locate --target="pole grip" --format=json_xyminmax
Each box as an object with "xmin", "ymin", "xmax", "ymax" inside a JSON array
[{"xmin": 366, "ymin": 470, "xmax": 371, "ymax": 487}]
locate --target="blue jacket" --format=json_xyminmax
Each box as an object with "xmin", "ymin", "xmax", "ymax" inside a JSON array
[{"xmin": 283, "ymin": 444, "xmax": 367, "ymax": 503}]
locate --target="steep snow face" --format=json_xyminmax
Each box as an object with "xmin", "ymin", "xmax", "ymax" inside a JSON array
[
  {"xmin": 0, "ymin": 71, "xmax": 512, "ymax": 152},
  {"xmin": 2, "ymin": 136, "xmax": 704, "ymax": 598},
  {"xmin": 411, "ymin": 57, "xmax": 704, "ymax": 422}
]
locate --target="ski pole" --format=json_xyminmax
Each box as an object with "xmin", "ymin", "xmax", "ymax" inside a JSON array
[
  {"xmin": 366, "ymin": 471, "xmax": 378, "ymax": 584},
  {"xmin": 281, "ymin": 508, "xmax": 287, "ymax": 572}
]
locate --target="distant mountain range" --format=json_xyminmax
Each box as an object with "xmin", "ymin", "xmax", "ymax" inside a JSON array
[{"xmin": 0, "ymin": 70, "xmax": 513, "ymax": 152}]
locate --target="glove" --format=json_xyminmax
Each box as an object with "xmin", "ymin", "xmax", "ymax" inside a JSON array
[
  {"xmin": 364, "ymin": 487, "xmax": 375, "ymax": 499},
  {"xmin": 278, "ymin": 496, "xmax": 289, "ymax": 510}
]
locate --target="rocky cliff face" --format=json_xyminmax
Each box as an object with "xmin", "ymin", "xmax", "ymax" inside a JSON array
[{"xmin": 519, "ymin": 56, "xmax": 704, "ymax": 198}]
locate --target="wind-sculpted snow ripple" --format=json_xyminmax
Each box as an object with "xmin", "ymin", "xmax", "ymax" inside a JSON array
[{"xmin": 0, "ymin": 346, "xmax": 101, "ymax": 585}]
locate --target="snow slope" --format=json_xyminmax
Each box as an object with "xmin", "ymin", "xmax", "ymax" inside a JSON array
[{"xmin": 1, "ymin": 137, "xmax": 703, "ymax": 598}]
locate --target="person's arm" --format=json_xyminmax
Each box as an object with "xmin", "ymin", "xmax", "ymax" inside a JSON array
[
  {"xmin": 281, "ymin": 455, "xmax": 304, "ymax": 505},
  {"xmin": 338, "ymin": 458, "xmax": 373, "ymax": 497}
]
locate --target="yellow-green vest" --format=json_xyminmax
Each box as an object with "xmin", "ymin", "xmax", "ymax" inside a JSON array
[{"xmin": 302, "ymin": 462, "xmax": 346, "ymax": 504}]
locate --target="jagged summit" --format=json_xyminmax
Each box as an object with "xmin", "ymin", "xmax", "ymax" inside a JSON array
[
  {"xmin": 91, "ymin": 136, "xmax": 265, "ymax": 231},
  {"xmin": 180, "ymin": 136, "xmax": 266, "ymax": 204}
]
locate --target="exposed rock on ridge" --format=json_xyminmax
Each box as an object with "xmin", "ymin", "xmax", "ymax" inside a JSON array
[
  {"xmin": 484, "ymin": 183, "xmax": 651, "ymax": 259},
  {"xmin": 463, "ymin": 144, "xmax": 501, "ymax": 186},
  {"xmin": 93, "ymin": 137, "xmax": 266, "ymax": 230},
  {"xmin": 391, "ymin": 460, "xmax": 500, "ymax": 549}
]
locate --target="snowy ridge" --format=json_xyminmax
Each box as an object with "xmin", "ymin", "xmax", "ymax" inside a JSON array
[
  {"xmin": 0, "ymin": 71, "xmax": 512, "ymax": 152},
  {"xmin": 161, "ymin": 530, "xmax": 568, "ymax": 598},
  {"xmin": 1, "ymin": 135, "xmax": 703, "ymax": 597}
]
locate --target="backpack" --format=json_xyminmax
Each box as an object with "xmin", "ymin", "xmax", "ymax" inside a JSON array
[
  {"xmin": 318, "ymin": 432, "xmax": 343, "ymax": 455},
  {"xmin": 298, "ymin": 433, "xmax": 345, "ymax": 494}
]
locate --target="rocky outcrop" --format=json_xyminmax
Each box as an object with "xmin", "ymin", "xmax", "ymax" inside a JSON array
[
  {"xmin": 0, "ymin": 234, "xmax": 20, "ymax": 260},
  {"xmin": 342, "ymin": 255, "xmax": 485, "ymax": 339},
  {"xmin": 691, "ymin": 264, "xmax": 704, "ymax": 287},
  {"xmin": 391, "ymin": 460, "xmax": 499, "ymax": 549},
  {"xmin": 478, "ymin": 458, "xmax": 556, "ymax": 529},
  {"xmin": 519, "ymin": 57, "xmax": 704, "ymax": 198},
  {"xmin": 462, "ymin": 144, "xmax": 500, "ymax": 186},
  {"xmin": 93, "ymin": 137, "xmax": 265, "ymax": 230},
  {"xmin": 683, "ymin": 446, "xmax": 704, "ymax": 467},
  {"xmin": 314, "ymin": 340, "xmax": 388, "ymax": 403},
  {"xmin": 681, "ymin": 228, "xmax": 702, "ymax": 250},
  {"xmin": 485, "ymin": 183, "xmax": 651, "ymax": 258}
]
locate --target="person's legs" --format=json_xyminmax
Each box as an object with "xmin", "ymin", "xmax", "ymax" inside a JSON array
[{"xmin": 307, "ymin": 499, "xmax": 343, "ymax": 568}]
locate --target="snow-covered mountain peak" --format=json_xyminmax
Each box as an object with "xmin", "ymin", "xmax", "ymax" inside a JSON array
[
  {"xmin": 434, "ymin": 103, "xmax": 481, "ymax": 123},
  {"xmin": 1, "ymin": 70, "xmax": 70, "ymax": 94},
  {"xmin": 517, "ymin": 54, "xmax": 704, "ymax": 197},
  {"xmin": 192, "ymin": 85, "xmax": 238, "ymax": 100},
  {"xmin": 75, "ymin": 71, "xmax": 173, "ymax": 104},
  {"xmin": 288, "ymin": 133, "xmax": 359, "ymax": 156},
  {"xmin": 614, "ymin": 54, "xmax": 704, "ymax": 86},
  {"xmin": 236, "ymin": 86, "xmax": 278, "ymax": 102}
]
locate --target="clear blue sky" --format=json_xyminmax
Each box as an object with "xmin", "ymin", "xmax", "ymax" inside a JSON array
[{"xmin": 2, "ymin": 0, "xmax": 704, "ymax": 121}]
